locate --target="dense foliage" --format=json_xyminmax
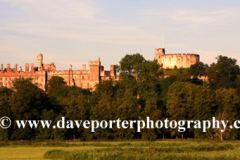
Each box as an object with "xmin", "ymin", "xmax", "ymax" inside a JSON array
[{"xmin": 0, "ymin": 54, "xmax": 240, "ymax": 141}]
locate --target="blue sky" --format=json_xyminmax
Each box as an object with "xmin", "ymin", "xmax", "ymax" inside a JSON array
[{"xmin": 1, "ymin": 0, "xmax": 240, "ymax": 70}]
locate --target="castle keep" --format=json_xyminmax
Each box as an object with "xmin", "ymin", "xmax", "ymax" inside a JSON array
[
  {"xmin": 154, "ymin": 48, "xmax": 199, "ymax": 68},
  {"xmin": 0, "ymin": 54, "xmax": 118, "ymax": 90}
]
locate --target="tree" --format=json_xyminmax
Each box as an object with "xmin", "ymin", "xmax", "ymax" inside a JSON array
[
  {"xmin": 206, "ymin": 112, "xmax": 231, "ymax": 142},
  {"xmin": 234, "ymin": 75, "xmax": 240, "ymax": 95},
  {"xmin": 141, "ymin": 97, "xmax": 162, "ymax": 141},
  {"xmin": 191, "ymin": 86, "xmax": 216, "ymax": 138},
  {"xmin": 138, "ymin": 60, "xmax": 162, "ymax": 99},
  {"xmin": 189, "ymin": 62, "xmax": 208, "ymax": 77},
  {"xmin": 10, "ymin": 78, "xmax": 52, "ymax": 140},
  {"xmin": 114, "ymin": 89, "xmax": 138, "ymax": 139},
  {"xmin": 52, "ymin": 85, "xmax": 90, "ymax": 98},
  {"xmin": 207, "ymin": 55, "xmax": 239, "ymax": 89},
  {"xmin": 94, "ymin": 79, "xmax": 119, "ymax": 102},
  {"xmin": 176, "ymin": 72, "xmax": 191, "ymax": 82},
  {"xmin": 0, "ymin": 87, "xmax": 12, "ymax": 117},
  {"xmin": 51, "ymin": 114, "xmax": 68, "ymax": 140},
  {"xmin": 65, "ymin": 91, "xmax": 89, "ymax": 140},
  {"xmin": 47, "ymin": 76, "xmax": 66, "ymax": 96},
  {"xmin": 89, "ymin": 92, "xmax": 115, "ymax": 140},
  {"xmin": 117, "ymin": 54, "xmax": 164, "ymax": 125},
  {"xmin": 36, "ymin": 109, "xmax": 57, "ymax": 140},
  {"xmin": 205, "ymin": 88, "xmax": 240, "ymax": 141},
  {"xmin": 167, "ymin": 82, "xmax": 198, "ymax": 138},
  {"xmin": 117, "ymin": 53, "xmax": 147, "ymax": 100},
  {"xmin": 215, "ymin": 88, "xmax": 240, "ymax": 122},
  {"xmin": 0, "ymin": 87, "xmax": 13, "ymax": 141},
  {"xmin": 117, "ymin": 53, "xmax": 146, "ymax": 81}
]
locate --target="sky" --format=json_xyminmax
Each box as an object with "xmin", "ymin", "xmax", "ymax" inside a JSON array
[{"xmin": 0, "ymin": 0, "xmax": 240, "ymax": 70}]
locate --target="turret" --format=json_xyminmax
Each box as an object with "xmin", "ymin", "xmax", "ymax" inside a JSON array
[
  {"xmin": 82, "ymin": 64, "xmax": 86, "ymax": 71},
  {"xmin": 37, "ymin": 54, "xmax": 43, "ymax": 70},
  {"xmin": 155, "ymin": 48, "xmax": 165, "ymax": 57},
  {"xmin": 89, "ymin": 58, "xmax": 100, "ymax": 82}
]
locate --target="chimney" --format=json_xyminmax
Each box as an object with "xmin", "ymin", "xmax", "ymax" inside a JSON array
[
  {"xmin": 110, "ymin": 65, "xmax": 115, "ymax": 77},
  {"xmin": 70, "ymin": 65, "xmax": 72, "ymax": 70},
  {"xmin": 15, "ymin": 64, "xmax": 17, "ymax": 72},
  {"xmin": 7, "ymin": 64, "xmax": 10, "ymax": 72},
  {"xmin": 82, "ymin": 64, "xmax": 86, "ymax": 71},
  {"xmin": 31, "ymin": 63, "xmax": 34, "ymax": 73},
  {"xmin": 25, "ymin": 64, "xmax": 29, "ymax": 74},
  {"xmin": 1, "ymin": 64, "xmax": 3, "ymax": 72}
]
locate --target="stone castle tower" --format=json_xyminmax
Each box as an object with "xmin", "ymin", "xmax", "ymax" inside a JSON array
[
  {"xmin": 154, "ymin": 48, "xmax": 199, "ymax": 69},
  {"xmin": 37, "ymin": 54, "xmax": 43, "ymax": 69}
]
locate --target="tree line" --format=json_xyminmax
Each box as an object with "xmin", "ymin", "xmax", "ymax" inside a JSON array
[{"xmin": 0, "ymin": 54, "xmax": 240, "ymax": 141}]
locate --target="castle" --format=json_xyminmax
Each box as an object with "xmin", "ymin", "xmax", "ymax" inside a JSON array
[
  {"xmin": 0, "ymin": 48, "xmax": 201, "ymax": 90},
  {"xmin": 0, "ymin": 54, "xmax": 118, "ymax": 90},
  {"xmin": 154, "ymin": 48, "xmax": 199, "ymax": 69}
]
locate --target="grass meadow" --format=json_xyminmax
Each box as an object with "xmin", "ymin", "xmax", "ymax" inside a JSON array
[{"xmin": 0, "ymin": 139, "xmax": 240, "ymax": 160}]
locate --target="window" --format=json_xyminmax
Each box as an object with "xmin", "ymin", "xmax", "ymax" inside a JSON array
[
  {"xmin": 0, "ymin": 78, "xmax": 2, "ymax": 81},
  {"xmin": 82, "ymin": 76, "xmax": 84, "ymax": 80}
]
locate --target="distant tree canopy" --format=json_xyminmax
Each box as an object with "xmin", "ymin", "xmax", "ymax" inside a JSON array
[
  {"xmin": 117, "ymin": 53, "xmax": 147, "ymax": 81},
  {"xmin": 189, "ymin": 62, "xmax": 208, "ymax": 77},
  {"xmin": 207, "ymin": 55, "xmax": 239, "ymax": 89},
  {"xmin": 0, "ymin": 54, "xmax": 240, "ymax": 141},
  {"xmin": 116, "ymin": 53, "xmax": 147, "ymax": 99},
  {"xmin": 11, "ymin": 78, "xmax": 53, "ymax": 140},
  {"xmin": 47, "ymin": 76, "xmax": 66, "ymax": 96}
]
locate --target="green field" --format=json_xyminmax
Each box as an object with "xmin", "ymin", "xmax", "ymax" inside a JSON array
[{"xmin": 1, "ymin": 140, "xmax": 240, "ymax": 160}]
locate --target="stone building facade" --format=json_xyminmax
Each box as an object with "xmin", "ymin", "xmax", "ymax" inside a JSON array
[
  {"xmin": 154, "ymin": 48, "xmax": 199, "ymax": 69},
  {"xmin": 0, "ymin": 48, "xmax": 202, "ymax": 91},
  {"xmin": 0, "ymin": 54, "xmax": 118, "ymax": 91}
]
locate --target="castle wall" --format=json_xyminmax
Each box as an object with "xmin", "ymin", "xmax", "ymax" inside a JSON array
[{"xmin": 154, "ymin": 48, "xmax": 199, "ymax": 69}]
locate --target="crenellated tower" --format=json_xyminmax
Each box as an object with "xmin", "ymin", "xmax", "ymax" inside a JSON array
[
  {"xmin": 154, "ymin": 48, "xmax": 199, "ymax": 69},
  {"xmin": 37, "ymin": 54, "xmax": 43, "ymax": 70},
  {"xmin": 88, "ymin": 57, "xmax": 101, "ymax": 89}
]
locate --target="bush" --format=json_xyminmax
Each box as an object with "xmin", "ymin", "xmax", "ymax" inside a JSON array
[{"xmin": 44, "ymin": 150, "xmax": 70, "ymax": 159}]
